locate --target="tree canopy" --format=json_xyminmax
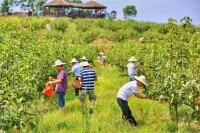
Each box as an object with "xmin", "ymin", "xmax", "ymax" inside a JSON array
[
  {"xmin": 123, "ymin": 5, "xmax": 137, "ymax": 19},
  {"xmin": 0, "ymin": 0, "xmax": 14, "ymax": 13},
  {"xmin": 14, "ymin": 0, "xmax": 45, "ymax": 15}
]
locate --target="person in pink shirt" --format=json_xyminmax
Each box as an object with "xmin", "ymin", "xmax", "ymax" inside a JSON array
[{"xmin": 48, "ymin": 60, "xmax": 68, "ymax": 114}]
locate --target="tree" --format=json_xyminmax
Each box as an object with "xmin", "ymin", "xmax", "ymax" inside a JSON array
[
  {"xmin": 14, "ymin": 0, "xmax": 46, "ymax": 16},
  {"xmin": 123, "ymin": 5, "xmax": 137, "ymax": 19},
  {"xmin": 0, "ymin": 0, "xmax": 14, "ymax": 13},
  {"xmin": 35, "ymin": 0, "xmax": 46, "ymax": 15}
]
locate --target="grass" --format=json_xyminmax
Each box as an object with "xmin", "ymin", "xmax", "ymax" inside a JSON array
[{"xmin": 37, "ymin": 65, "xmax": 198, "ymax": 133}]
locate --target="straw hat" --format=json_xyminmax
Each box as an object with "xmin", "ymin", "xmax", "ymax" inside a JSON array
[
  {"xmin": 128, "ymin": 56, "xmax": 137, "ymax": 62},
  {"xmin": 81, "ymin": 56, "xmax": 88, "ymax": 61},
  {"xmin": 99, "ymin": 52, "xmax": 104, "ymax": 55},
  {"xmin": 52, "ymin": 60, "xmax": 66, "ymax": 66},
  {"xmin": 70, "ymin": 58, "xmax": 78, "ymax": 63},
  {"xmin": 82, "ymin": 62, "xmax": 90, "ymax": 67},
  {"xmin": 134, "ymin": 75, "xmax": 147, "ymax": 86}
]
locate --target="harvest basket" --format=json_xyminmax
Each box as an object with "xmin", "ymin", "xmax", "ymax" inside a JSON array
[{"xmin": 72, "ymin": 80, "xmax": 82, "ymax": 89}]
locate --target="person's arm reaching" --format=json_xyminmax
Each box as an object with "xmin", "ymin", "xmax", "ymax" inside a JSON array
[
  {"xmin": 134, "ymin": 93, "xmax": 151, "ymax": 99},
  {"xmin": 48, "ymin": 79, "xmax": 62, "ymax": 85},
  {"xmin": 78, "ymin": 77, "xmax": 82, "ymax": 81}
]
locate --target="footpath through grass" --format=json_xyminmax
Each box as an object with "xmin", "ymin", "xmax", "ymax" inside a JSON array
[{"xmin": 38, "ymin": 65, "xmax": 195, "ymax": 133}]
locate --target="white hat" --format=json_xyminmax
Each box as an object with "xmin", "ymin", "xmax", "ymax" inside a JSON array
[
  {"xmin": 82, "ymin": 62, "xmax": 90, "ymax": 67},
  {"xmin": 134, "ymin": 75, "xmax": 147, "ymax": 86},
  {"xmin": 81, "ymin": 56, "xmax": 88, "ymax": 61},
  {"xmin": 70, "ymin": 58, "xmax": 78, "ymax": 63},
  {"xmin": 128, "ymin": 56, "xmax": 137, "ymax": 62},
  {"xmin": 99, "ymin": 52, "xmax": 104, "ymax": 55},
  {"xmin": 52, "ymin": 60, "xmax": 66, "ymax": 66}
]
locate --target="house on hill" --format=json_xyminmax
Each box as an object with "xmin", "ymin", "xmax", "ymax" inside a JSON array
[{"xmin": 43, "ymin": 0, "xmax": 107, "ymax": 18}]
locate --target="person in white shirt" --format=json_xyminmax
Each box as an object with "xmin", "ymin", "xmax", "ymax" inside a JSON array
[
  {"xmin": 79, "ymin": 56, "xmax": 88, "ymax": 68},
  {"xmin": 116, "ymin": 76, "xmax": 151, "ymax": 127},
  {"xmin": 47, "ymin": 24, "xmax": 51, "ymax": 31},
  {"xmin": 127, "ymin": 56, "xmax": 137, "ymax": 81},
  {"xmin": 97, "ymin": 52, "xmax": 106, "ymax": 66}
]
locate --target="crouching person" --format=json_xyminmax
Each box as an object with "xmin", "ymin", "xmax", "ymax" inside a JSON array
[
  {"xmin": 78, "ymin": 62, "xmax": 97, "ymax": 114},
  {"xmin": 116, "ymin": 76, "xmax": 151, "ymax": 127}
]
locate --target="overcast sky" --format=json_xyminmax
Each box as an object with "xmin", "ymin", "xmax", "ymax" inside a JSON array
[{"xmin": 0, "ymin": 0, "xmax": 199, "ymax": 26}]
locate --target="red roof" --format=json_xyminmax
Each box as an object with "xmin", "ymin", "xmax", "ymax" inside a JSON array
[
  {"xmin": 44, "ymin": 0, "xmax": 107, "ymax": 9},
  {"xmin": 82, "ymin": 1, "xmax": 107, "ymax": 9},
  {"xmin": 44, "ymin": 0, "xmax": 70, "ymax": 7}
]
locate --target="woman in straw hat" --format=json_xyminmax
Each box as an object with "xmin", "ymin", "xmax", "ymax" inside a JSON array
[
  {"xmin": 68, "ymin": 58, "xmax": 83, "ymax": 96},
  {"xmin": 48, "ymin": 60, "xmax": 68, "ymax": 114},
  {"xmin": 116, "ymin": 75, "xmax": 151, "ymax": 127},
  {"xmin": 127, "ymin": 56, "xmax": 137, "ymax": 81}
]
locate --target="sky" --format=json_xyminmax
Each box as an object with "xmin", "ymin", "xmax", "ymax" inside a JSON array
[
  {"xmin": 81, "ymin": 0, "xmax": 200, "ymax": 26},
  {"xmin": 0, "ymin": 0, "xmax": 199, "ymax": 26}
]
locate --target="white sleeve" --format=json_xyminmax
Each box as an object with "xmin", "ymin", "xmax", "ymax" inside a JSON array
[{"xmin": 132, "ymin": 86, "xmax": 138, "ymax": 93}]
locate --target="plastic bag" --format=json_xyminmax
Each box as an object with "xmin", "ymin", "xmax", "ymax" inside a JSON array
[{"xmin": 42, "ymin": 84, "xmax": 54, "ymax": 97}]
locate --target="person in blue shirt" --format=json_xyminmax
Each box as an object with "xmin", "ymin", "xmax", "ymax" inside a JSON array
[{"xmin": 69, "ymin": 58, "xmax": 83, "ymax": 96}]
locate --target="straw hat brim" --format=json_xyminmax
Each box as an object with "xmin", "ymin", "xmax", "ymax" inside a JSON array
[
  {"xmin": 129, "ymin": 59, "xmax": 137, "ymax": 62},
  {"xmin": 52, "ymin": 63, "xmax": 66, "ymax": 66},
  {"xmin": 70, "ymin": 61, "xmax": 78, "ymax": 63},
  {"xmin": 134, "ymin": 76, "xmax": 147, "ymax": 86}
]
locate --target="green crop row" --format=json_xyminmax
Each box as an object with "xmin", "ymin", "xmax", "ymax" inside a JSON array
[
  {"xmin": 0, "ymin": 16, "xmax": 199, "ymax": 132},
  {"xmin": 106, "ymin": 17, "xmax": 200, "ymax": 123}
]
